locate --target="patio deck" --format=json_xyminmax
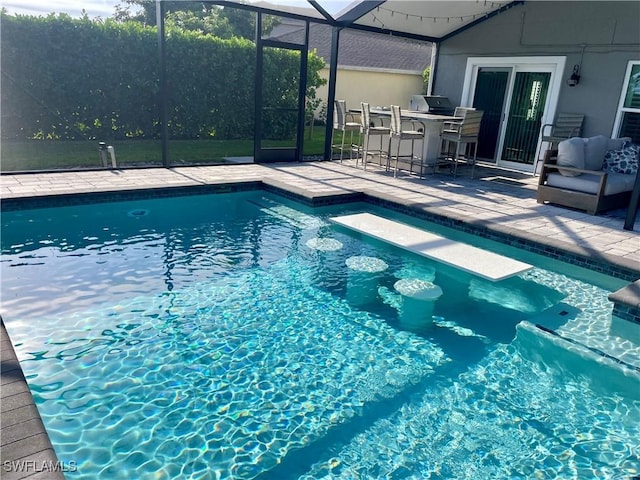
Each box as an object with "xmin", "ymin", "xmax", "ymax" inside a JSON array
[{"xmin": 1, "ymin": 160, "xmax": 639, "ymax": 476}]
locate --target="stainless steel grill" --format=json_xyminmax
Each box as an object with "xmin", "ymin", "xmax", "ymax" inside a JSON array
[{"xmin": 408, "ymin": 95, "xmax": 455, "ymax": 115}]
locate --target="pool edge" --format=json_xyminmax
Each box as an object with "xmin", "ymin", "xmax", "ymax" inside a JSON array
[{"xmin": 1, "ymin": 318, "xmax": 66, "ymax": 480}]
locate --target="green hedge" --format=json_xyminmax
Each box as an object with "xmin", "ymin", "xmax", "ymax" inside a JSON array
[{"xmin": 0, "ymin": 13, "xmax": 325, "ymax": 142}]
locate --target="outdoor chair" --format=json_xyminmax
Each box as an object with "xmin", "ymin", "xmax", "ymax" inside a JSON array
[
  {"xmin": 452, "ymin": 106, "xmax": 476, "ymax": 117},
  {"xmin": 358, "ymin": 102, "xmax": 391, "ymax": 170},
  {"xmin": 439, "ymin": 106, "xmax": 475, "ymax": 141},
  {"xmin": 438, "ymin": 109, "xmax": 484, "ymax": 178},
  {"xmin": 534, "ymin": 112, "xmax": 585, "ymax": 173},
  {"xmin": 388, "ymin": 105, "xmax": 426, "ymax": 178},
  {"xmin": 332, "ymin": 100, "xmax": 361, "ymax": 162}
]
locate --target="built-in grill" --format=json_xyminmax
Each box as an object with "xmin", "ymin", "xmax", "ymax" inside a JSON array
[{"xmin": 408, "ymin": 95, "xmax": 456, "ymax": 116}]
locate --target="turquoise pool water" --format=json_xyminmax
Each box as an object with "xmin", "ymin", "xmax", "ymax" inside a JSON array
[{"xmin": 1, "ymin": 191, "xmax": 639, "ymax": 479}]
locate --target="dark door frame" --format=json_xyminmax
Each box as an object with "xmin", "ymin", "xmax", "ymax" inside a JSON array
[{"xmin": 254, "ymin": 14, "xmax": 309, "ymax": 163}]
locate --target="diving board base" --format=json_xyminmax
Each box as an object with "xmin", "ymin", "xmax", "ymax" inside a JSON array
[{"xmin": 330, "ymin": 213, "xmax": 532, "ymax": 281}]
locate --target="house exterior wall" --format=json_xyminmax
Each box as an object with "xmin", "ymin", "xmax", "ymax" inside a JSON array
[
  {"xmin": 314, "ymin": 67, "xmax": 425, "ymax": 121},
  {"xmin": 434, "ymin": 1, "xmax": 640, "ymax": 138}
]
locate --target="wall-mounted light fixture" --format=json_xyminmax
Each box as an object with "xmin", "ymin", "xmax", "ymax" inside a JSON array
[
  {"xmin": 567, "ymin": 64, "xmax": 580, "ymax": 87},
  {"xmin": 567, "ymin": 45, "xmax": 585, "ymax": 87}
]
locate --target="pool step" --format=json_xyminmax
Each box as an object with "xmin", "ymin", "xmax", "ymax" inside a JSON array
[
  {"xmin": 526, "ymin": 302, "xmax": 580, "ymax": 331},
  {"xmin": 515, "ymin": 320, "xmax": 640, "ymax": 399},
  {"xmin": 249, "ymin": 197, "xmax": 327, "ymax": 229},
  {"xmin": 331, "ymin": 213, "xmax": 532, "ymax": 281}
]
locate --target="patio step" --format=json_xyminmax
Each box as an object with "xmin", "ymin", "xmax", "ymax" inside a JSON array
[{"xmin": 331, "ymin": 213, "xmax": 532, "ymax": 281}]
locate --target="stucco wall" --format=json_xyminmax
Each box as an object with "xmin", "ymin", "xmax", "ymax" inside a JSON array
[
  {"xmin": 435, "ymin": 1, "xmax": 639, "ymax": 138},
  {"xmin": 314, "ymin": 67, "xmax": 425, "ymax": 121}
]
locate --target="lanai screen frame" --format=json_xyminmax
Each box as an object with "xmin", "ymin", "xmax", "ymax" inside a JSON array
[{"xmin": 153, "ymin": 0, "xmax": 523, "ymax": 164}]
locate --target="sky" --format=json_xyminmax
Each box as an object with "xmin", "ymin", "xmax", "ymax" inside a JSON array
[
  {"xmin": 0, "ymin": 0, "xmax": 357, "ymax": 19},
  {"xmin": 1, "ymin": 0, "xmax": 121, "ymax": 18}
]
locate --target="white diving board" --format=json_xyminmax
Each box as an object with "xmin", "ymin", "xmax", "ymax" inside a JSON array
[{"xmin": 331, "ymin": 213, "xmax": 532, "ymax": 282}]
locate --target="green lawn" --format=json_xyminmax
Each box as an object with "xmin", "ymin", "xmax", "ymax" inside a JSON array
[{"xmin": 0, "ymin": 127, "xmax": 342, "ymax": 172}]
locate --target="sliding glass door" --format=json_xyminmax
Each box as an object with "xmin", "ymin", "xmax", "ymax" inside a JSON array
[{"xmin": 464, "ymin": 57, "xmax": 564, "ymax": 173}]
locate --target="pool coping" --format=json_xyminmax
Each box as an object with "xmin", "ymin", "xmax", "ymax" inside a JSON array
[
  {"xmin": 1, "ymin": 318, "xmax": 65, "ymax": 480},
  {"xmin": 1, "ymin": 175, "xmax": 640, "ymax": 475},
  {"xmin": 609, "ymin": 280, "xmax": 640, "ymax": 325}
]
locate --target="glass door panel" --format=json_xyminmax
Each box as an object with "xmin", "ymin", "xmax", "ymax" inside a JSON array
[
  {"xmin": 501, "ymin": 71, "xmax": 550, "ymax": 166},
  {"xmin": 473, "ymin": 68, "xmax": 509, "ymax": 160}
]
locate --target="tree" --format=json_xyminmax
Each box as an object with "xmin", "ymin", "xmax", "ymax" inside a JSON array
[
  {"xmin": 114, "ymin": 0, "xmax": 277, "ymax": 39},
  {"xmin": 165, "ymin": 8, "xmax": 234, "ymax": 37},
  {"xmin": 422, "ymin": 66, "xmax": 431, "ymax": 94},
  {"xmin": 114, "ymin": 0, "xmax": 157, "ymax": 25}
]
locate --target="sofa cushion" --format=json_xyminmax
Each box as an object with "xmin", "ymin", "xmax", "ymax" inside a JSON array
[
  {"xmin": 603, "ymin": 142, "xmax": 639, "ymax": 175},
  {"xmin": 546, "ymin": 171, "xmax": 636, "ymax": 195},
  {"xmin": 583, "ymin": 135, "xmax": 609, "ymax": 170},
  {"xmin": 557, "ymin": 137, "xmax": 585, "ymax": 176}
]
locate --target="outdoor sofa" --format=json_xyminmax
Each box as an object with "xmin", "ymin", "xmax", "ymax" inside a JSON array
[{"xmin": 537, "ymin": 135, "xmax": 638, "ymax": 215}]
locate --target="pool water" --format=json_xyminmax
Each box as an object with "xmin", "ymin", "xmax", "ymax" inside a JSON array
[{"xmin": 1, "ymin": 191, "xmax": 639, "ymax": 479}]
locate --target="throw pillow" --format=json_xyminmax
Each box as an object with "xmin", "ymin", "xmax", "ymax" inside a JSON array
[
  {"xmin": 557, "ymin": 137, "xmax": 585, "ymax": 176},
  {"xmin": 607, "ymin": 136, "xmax": 632, "ymax": 151},
  {"xmin": 583, "ymin": 135, "xmax": 609, "ymax": 170},
  {"xmin": 603, "ymin": 142, "xmax": 639, "ymax": 175}
]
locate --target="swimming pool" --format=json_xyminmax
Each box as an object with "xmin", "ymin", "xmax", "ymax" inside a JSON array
[{"xmin": 1, "ymin": 190, "xmax": 639, "ymax": 479}]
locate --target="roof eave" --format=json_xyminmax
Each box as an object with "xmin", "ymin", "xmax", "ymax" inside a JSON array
[
  {"xmin": 345, "ymin": 23, "xmax": 440, "ymax": 43},
  {"xmin": 439, "ymin": 0, "xmax": 525, "ymax": 42}
]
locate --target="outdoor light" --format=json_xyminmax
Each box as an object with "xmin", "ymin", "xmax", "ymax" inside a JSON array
[
  {"xmin": 567, "ymin": 64, "xmax": 580, "ymax": 87},
  {"xmin": 567, "ymin": 45, "xmax": 586, "ymax": 87}
]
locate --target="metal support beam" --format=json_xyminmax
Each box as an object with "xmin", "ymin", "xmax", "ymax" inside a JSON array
[
  {"xmin": 323, "ymin": 26, "xmax": 341, "ymax": 161},
  {"xmin": 307, "ymin": 0, "xmax": 334, "ymax": 23},
  {"xmin": 254, "ymin": 12, "xmax": 263, "ymax": 162},
  {"xmin": 429, "ymin": 42, "xmax": 439, "ymax": 94},
  {"xmin": 156, "ymin": 0, "xmax": 169, "ymax": 167},
  {"xmin": 296, "ymin": 21, "xmax": 310, "ymax": 161},
  {"xmin": 624, "ymin": 171, "xmax": 640, "ymax": 231},
  {"xmin": 336, "ymin": 0, "xmax": 385, "ymax": 24}
]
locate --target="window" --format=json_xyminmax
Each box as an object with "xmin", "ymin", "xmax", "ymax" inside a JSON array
[{"xmin": 613, "ymin": 61, "xmax": 640, "ymax": 143}]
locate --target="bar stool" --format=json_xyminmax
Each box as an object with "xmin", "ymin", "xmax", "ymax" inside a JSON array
[
  {"xmin": 358, "ymin": 102, "xmax": 390, "ymax": 170},
  {"xmin": 388, "ymin": 105, "xmax": 425, "ymax": 178},
  {"xmin": 438, "ymin": 106, "xmax": 474, "ymax": 170},
  {"xmin": 438, "ymin": 109, "xmax": 484, "ymax": 178},
  {"xmin": 332, "ymin": 100, "xmax": 360, "ymax": 162}
]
